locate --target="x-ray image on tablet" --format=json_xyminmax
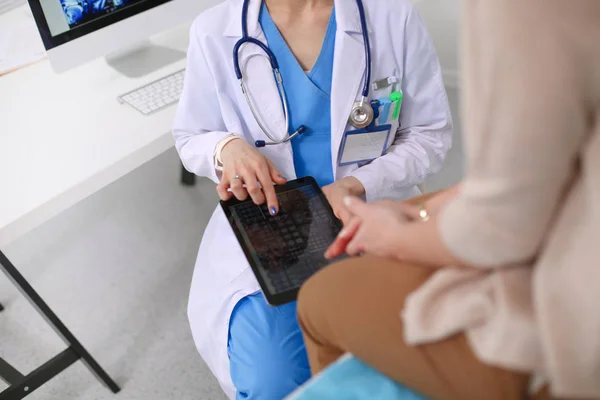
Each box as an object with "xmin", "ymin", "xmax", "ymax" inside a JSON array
[{"xmin": 221, "ymin": 177, "xmax": 345, "ymax": 305}]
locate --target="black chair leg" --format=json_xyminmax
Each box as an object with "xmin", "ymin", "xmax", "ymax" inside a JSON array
[
  {"xmin": 180, "ymin": 164, "xmax": 196, "ymax": 186},
  {"xmin": 0, "ymin": 250, "xmax": 120, "ymax": 395},
  {"xmin": 0, "ymin": 357, "xmax": 25, "ymax": 386}
]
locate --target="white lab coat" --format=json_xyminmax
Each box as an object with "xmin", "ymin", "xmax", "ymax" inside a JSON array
[{"xmin": 173, "ymin": 0, "xmax": 452, "ymax": 397}]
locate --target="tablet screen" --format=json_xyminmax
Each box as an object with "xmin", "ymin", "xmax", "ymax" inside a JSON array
[{"xmin": 229, "ymin": 182, "xmax": 341, "ymax": 296}]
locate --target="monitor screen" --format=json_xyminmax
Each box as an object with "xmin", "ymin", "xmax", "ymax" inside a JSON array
[
  {"xmin": 29, "ymin": 0, "xmax": 171, "ymax": 49},
  {"xmin": 40, "ymin": 0, "xmax": 147, "ymax": 36}
]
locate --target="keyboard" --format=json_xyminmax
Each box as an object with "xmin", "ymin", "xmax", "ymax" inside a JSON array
[{"xmin": 118, "ymin": 69, "xmax": 185, "ymax": 115}]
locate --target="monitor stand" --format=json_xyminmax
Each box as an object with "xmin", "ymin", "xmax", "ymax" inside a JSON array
[{"xmin": 105, "ymin": 41, "xmax": 185, "ymax": 78}]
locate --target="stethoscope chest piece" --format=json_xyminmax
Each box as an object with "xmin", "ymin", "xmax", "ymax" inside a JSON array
[{"xmin": 349, "ymin": 100, "xmax": 374, "ymax": 129}]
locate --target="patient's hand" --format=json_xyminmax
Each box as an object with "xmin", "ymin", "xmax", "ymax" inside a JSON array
[{"xmin": 325, "ymin": 197, "xmax": 419, "ymax": 259}]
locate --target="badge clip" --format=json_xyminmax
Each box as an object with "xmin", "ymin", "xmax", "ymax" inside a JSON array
[{"xmin": 372, "ymin": 76, "xmax": 398, "ymax": 92}]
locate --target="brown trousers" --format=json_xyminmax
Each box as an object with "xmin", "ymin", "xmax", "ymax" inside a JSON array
[{"xmin": 296, "ymin": 195, "xmax": 550, "ymax": 400}]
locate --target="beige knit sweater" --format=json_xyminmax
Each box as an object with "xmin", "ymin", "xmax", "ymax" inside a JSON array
[{"xmin": 401, "ymin": 1, "xmax": 600, "ymax": 397}]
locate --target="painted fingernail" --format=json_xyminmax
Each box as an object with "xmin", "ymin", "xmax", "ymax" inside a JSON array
[
  {"xmin": 343, "ymin": 196, "xmax": 353, "ymax": 206},
  {"xmin": 339, "ymin": 228, "xmax": 349, "ymax": 238},
  {"xmin": 270, "ymin": 206, "xmax": 277, "ymax": 216}
]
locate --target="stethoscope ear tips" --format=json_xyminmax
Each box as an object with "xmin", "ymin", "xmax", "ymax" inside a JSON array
[{"xmin": 255, "ymin": 140, "xmax": 267, "ymax": 148}]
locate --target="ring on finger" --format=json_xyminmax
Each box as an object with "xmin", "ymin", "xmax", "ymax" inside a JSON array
[{"xmin": 232, "ymin": 174, "xmax": 243, "ymax": 182}]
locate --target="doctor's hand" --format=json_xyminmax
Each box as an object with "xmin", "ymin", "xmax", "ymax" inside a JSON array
[
  {"xmin": 324, "ymin": 197, "xmax": 419, "ymax": 260},
  {"xmin": 322, "ymin": 177, "xmax": 366, "ymax": 225},
  {"xmin": 218, "ymin": 139, "xmax": 287, "ymax": 214}
]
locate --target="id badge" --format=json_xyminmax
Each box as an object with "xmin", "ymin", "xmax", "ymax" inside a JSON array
[{"xmin": 338, "ymin": 124, "xmax": 392, "ymax": 166}]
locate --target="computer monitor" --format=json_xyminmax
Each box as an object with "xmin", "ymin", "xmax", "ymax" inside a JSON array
[{"xmin": 28, "ymin": 0, "xmax": 221, "ymax": 75}]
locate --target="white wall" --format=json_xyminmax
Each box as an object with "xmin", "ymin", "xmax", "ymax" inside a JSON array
[{"xmin": 412, "ymin": 0, "xmax": 461, "ymax": 88}]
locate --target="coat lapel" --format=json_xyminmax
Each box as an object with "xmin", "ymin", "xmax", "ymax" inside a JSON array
[{"xmin": 330, "ymin": 0, "xmax": 370, "ymax": 173}]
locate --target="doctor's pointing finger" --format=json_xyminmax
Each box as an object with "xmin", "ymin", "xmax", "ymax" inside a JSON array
[{"xmin": 172, "ymin": 0, "xmax": 453, "ymax": 398}]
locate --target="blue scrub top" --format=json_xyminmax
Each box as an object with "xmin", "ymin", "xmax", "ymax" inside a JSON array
[{"xmin": 259, "ymin": 3, "xmax": 336, "ymax": 188}]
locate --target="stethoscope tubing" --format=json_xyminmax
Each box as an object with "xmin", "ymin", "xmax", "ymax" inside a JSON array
[
  {"xmin": 234, "ymin": 0, "xmax": 371, "ymax": 146},
  {"xmin": 354, "ymin": 0, "xmax": 371, "ymax": 99}
]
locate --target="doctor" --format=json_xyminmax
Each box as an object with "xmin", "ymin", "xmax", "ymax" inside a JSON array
[{"xmin": 173, "ymin": 0, "xmax": 452, "ymax": 398}]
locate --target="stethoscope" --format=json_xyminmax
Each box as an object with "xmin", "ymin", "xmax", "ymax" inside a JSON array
[{"xmin": 233, "ymin": 0, "xmax": 373, "ymax": 148}]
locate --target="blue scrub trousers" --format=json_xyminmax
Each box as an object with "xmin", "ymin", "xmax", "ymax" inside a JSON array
[{"xmin": 228, "ymin": 293, "xmax": 311, "ymax": 399}]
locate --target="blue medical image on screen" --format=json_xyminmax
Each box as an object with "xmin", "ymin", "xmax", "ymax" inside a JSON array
[{"xmin": 60, "ymin": 0, "xmax": 143, "ymax": 27}]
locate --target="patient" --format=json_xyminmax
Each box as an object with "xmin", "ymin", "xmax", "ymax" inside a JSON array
[{"xmin": 296, "ymin": 0, "xmax": 600, "ymax": 399}]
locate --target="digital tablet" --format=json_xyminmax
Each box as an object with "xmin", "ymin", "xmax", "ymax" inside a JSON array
[{"xmin": 220, "ymin": 177, "xmax": 344, "ymax": 306}]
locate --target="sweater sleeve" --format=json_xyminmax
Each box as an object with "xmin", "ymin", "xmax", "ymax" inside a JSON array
[{"xmin": 438, "ymin": 0, "xmax": 590, "ymax": 267}]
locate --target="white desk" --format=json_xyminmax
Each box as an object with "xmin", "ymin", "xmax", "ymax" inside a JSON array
[
  {"xmin": 0, "ymin": 9, "xmax": 196, "ymax": 397},
  {"xmin": 0, "ymin": 9, "xmax": 191, "ymax": 247}
]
